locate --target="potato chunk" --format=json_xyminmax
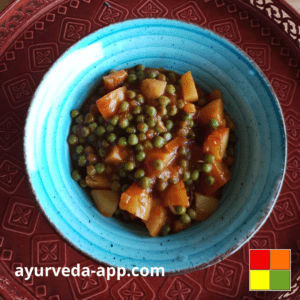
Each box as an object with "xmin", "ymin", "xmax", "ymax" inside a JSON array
[
  {"xmin": 120, "ymin": 183, "xmax": 152, "ymax": 221},
  {"xmin": 181, "ymin": 71, "xmax": 199, "ymax": 102},
  {"xmin": 144, "ymin": 205, "xmax": 167, "ymax": 237},
  {"xmin": 163, "ymin": 180, "xmax": 189, "ymax": 207},
  {"xmin": 103, "ymin": 70, "xmax": 128, "ymax": 91},
  {"xmin": 96, "ymin": 86, "xmax": 126, "ymax": 120},
  {"xmin": 140, "ymin": 79, "xmax": 166, "ymax": 100},
  {"xmin": 198, "ymin": 99, "xmax": 225, "ymax": 126},
  {"xmin": 91, "ymin": 190, "xmax": 119, "ymax": 217},
  {"xmin": 195, "ymin": 193, "xmax": 219, "ymax": 221}
]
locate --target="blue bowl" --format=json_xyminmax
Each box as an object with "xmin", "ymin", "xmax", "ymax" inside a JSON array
[{"xmin": 24, "ymin": 19, "xmax": 286, "ymax": 274}]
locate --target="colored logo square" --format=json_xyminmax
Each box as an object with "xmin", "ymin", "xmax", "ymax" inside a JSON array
[
  {"xmin": 250, "ymin": 250, "xmax": 270, "ymax": 270},
  {"xmin": 250, "ymin": 270, "xmax": 270, "ymax": 290},
  {"xmin": 270, "ymin": 270, "xmax": 290, "ymax": 290},
  {"xmin": 270, "ymin": 250, "xmax": 290, "ymax": 270}
]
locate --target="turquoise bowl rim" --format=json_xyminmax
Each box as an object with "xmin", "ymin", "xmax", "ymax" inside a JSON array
[{"xmin": 24, "ymin": 18, "xmax": 287, "ymax": 274}]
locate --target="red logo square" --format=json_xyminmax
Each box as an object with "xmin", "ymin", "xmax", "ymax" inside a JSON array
[{"xmin": 250, "ymin": 250, "xmax": 270, "ymax": 270}]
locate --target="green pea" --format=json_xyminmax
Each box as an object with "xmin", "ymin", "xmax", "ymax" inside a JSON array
[
  {"xmin": 111, "ymin": 173, "xmax": 120, "ymax": 181},
  {"xmin": 157, "ymin": 73, "xmax": 167, "ymax": 81},
  {"xmin": 128, "ymin": 134, "xmax": 138, "ymax": 145},
  {"xmin": 95, "ymin": 163, "xmax": 105, "ymax": 174},
  {"xmin": 148, "ymin": 70, "xmax": 158, "ymax": 79},
  {"xmin": 96, "ymin": 126, "xmax": 106, "ymax": 136},
  {"xmin": 89, "ymin": 122, "xmax": 98, "ymax": 131},
  {"xmin": 121, "ymin": 184, "xmax": 130, "ymax": 193},
  {"xmin": 136, "ymin": 64, "xmax": 145, "ymax": 72},
  {"xmin": 68, "ymin": 135, "xmax": 78, "ymax": 145},
  {"xmin": 109, "ymin": 116, "xmax": 119, "ymax": 126},
  {"xmin": 72, "ymin": 125, "xmax": 78, "ymax": 134},
  {"xmin": 81, "ymin": 126, "xmax": 90, "ymax": 137},
  {"xmin": 133, "ymin": 106, "xmax": 142, "ymax": 115},
  {"xmin": 182, "ymin": 113, "xmax": 193, "ymax": 121},
  {"xmin": 136, "ymin": 115, "xmax": 145, "ymax": 123},
  {"xmin": 136, "ymin": 94, "xmax": 144, "ymax": 104},
  {"xmin": 154, "ymin": 136, "xmax": 165, "ymax": 148},
  {"xmin": 85, "ymin": 113, "xmax": 95, "ymax": 123},
  {"xmin": 178, "ymin": 127, "xmax": 189, "ymax": 137},
  {"xmin": 119, "ymin": 168, "xmax": 127, "ymax": 178},
  {"xmin": 175, "ymin": 206, "xmax": 186, "ymax": 215},
  {"xmin": 72, "ymin": 170, "xmax": 81, "ymax": 181},
  {"xmin": 102, "ymin": 140, "xmax": 110, "ymax": 148},
  {"xmin": 78, "ymin": 155, "xmax": 87, "ymax": 166},
  {"xmin": 161, "ymin": 224, "xmax": 171, "ymax": 236},
  {"xmin": 165, "ymin": 120, "xmax": 174, "ymax": 131},
  {"xmin": 159, "ymin": 96, "xmax": 170, "ymax": 106},
  {"xmin": 76, "ymin": 115, "xmax": 83, "ymax": 124},
  {"xmin": 163, "ymin": 132, "xmax": 172, "ymax": 142},
  {"xmin": 147, "ymin": 106, "xmax": 157, "ymax": 117},
  {"xmin": 179, "ymin": 147, "xmax": 187, "ymax": 156},
  {"xmin": 118, "ymin": 137, "xmax": 127, "ymax": 146},
  {"xmin": 165, "ymin": 84, "xmax": 176, "ymax": 94},
  {"xmin": 144, "ymin": 140, "xmax": 153, "ymax": 150},
  {"xmin": 158, "ymin": 106, "xmax": 167, "ymax": 116},
  {"xmin": 183, "ymin": 171, "xmax": 191, "ymax": 181},
  {"xmin": 71, "ymin": 110, "xmax": 80, "ymax": 118},
  {"xmin": 108, "ymin": 133, "xmax": 117, "ymax": 143},
  {"xmin": 136, "ymin": 71, "xmax": 144, "ymax": 79},
  {"xmin": 127, "ymin": 90, "xmax": 136, "ymax": 99},
  {"xmin": 111, "ymin": 181, "xmax": 121, "ymax": 192},
  {"xmin": 87, "ymin": 165, "xmax": 96, "ymax": 176},
  {"xmin": 202, "ymin": 163, "xmax": 212, "ymax": 173},
  {"xmin": 135, "ymin": 143, "xmax": 144, "ymax": 151},
  {"xmin": 177, "ymin": 99, "xmax": 185, "ymax": 109},
  {"xmin": 167, "ymin": 72, "xmax": 176, "ymax": 83},
  {"xmin": 126, "ymin": 126, "xmax": 136, "ymax": 134},
  {"xmin": 119, "ymin": 118, "xmax": 129, "ymax": 129},
  {"xmin": 119, "ymin": 101, "xmax": 130, "ymax": 112},
  {"xmin": 137, "ymin": 123, "xmax": 149, "ymax": 133},
  {"xmin": 157, "ymin": 180, "xmax": 168, "ymax": 191},
  {"xmin": 209, "ymin": 118, "xmax": 219, "ymax": 129},
  {"xmin": 180, "ymin": 214, "xmax": 191, "ymax": 224},
  {"xmin": 168, "ymin": 105, "xmax": 178, "ymax": 116},
  {"xmin": 79, "ymin": 179, "xmax": 87, "ymax": 188},
  {"xmin": 136, "ymin": 151, "xmax": 146, "ymax": 162},
  {"xmin": 147, "ymin": 116, "xmax": 157, "ymax": 128},
  {"xmin": 155, "ymin": 125, "xmax": 165, "ymax": 134},
  {"xmin": 188, "ymin": 120, "xmax": 194, "ymax": 128},
  {"xmin": 153, "ymin": 159, "xmax": 163, "ymax": 170},
  {"xmin": 98, "ymin": 148, "xmax": 106, "ymax": 157},
  {"xmin": 76, "ymin": 145, "xmax": 84, "ymax": 154},
  {"xmin": 205, "ymin": 175, "xmax": 215, "ymax": 185},
  {"xmin": 135, "ymin": 169, "xmax": 145, "ymax": 179},
  {"xmin": 138, "ymin": 133, "xmax": 147, "ymax": 142},
  {"xmin": 187, "ymin": 208, "xmax": 197, "ymax": 220},
  {"xmin": 106, "ymin": 124, "xmax": 114, "ymax": 132},
  {"xmin": 198, "ymin": 98, "xmax": 207, "ymax": 106},
  {"xmin": 128, "ymin": 74, "xmax": 137, "ymax": 83},
  {"xmin": 191, "ymin": 170, "xmax": 200, "ymax": 181},
  {"xmin": 180, "ymin": 159, "xmax": 188, "ymax": 169},
  {"xmin": 139, "ymin": 176, "xmax": 151, "ymax": 189}
]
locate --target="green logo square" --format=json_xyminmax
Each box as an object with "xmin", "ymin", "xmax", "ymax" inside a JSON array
[{"xmin": 270, "ymin": 270, "xmax": 290, "ymax": 290}]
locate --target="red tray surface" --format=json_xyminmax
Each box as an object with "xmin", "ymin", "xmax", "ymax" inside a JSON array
[{"xmin": 0, "ymin": 0, "xmax": 300, "ymax": 299}]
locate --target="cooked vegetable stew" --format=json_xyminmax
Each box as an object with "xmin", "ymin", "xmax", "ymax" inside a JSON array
[{"xmin": 68, "ymin": 66, "xmax": 236, "ymax": 237}]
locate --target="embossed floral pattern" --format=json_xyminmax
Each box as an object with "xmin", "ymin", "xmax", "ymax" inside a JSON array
[
  {"xmin": 11, "ymin": 206, "xmax": 32, "ymax": 225},
  {"xmin": 121, "ymin": 281, "xmax": 144, "ymax": 299},
  {"xmin": 274, "ymin": 201, "xmax": 294, "ymax": 221},
  {"xmin": 40, "ymin": 243, "xmax": 58, "ymax": 261},
  {"xmin": 214, "ymin": 266, "xmax": 234, "ymax": 287},
  {"xmin": 0, "ymin": 162, "xmax": 19, "ymax": 185}
]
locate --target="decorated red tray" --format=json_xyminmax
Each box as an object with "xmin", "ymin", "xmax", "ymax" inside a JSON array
[{"xmin": 0, "ymin": 0, "xmax": 300, "ymax": 299}]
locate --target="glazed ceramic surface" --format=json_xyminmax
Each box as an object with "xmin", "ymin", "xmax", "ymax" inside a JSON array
[{"xmin": 24, "ymin": 18, "xmax": 286, "ymax": 273}]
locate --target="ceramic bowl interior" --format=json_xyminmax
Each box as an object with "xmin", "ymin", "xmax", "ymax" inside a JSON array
[{"xmin": 25, "ymin": 18, "xmax": 286, "ymax": 274}]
